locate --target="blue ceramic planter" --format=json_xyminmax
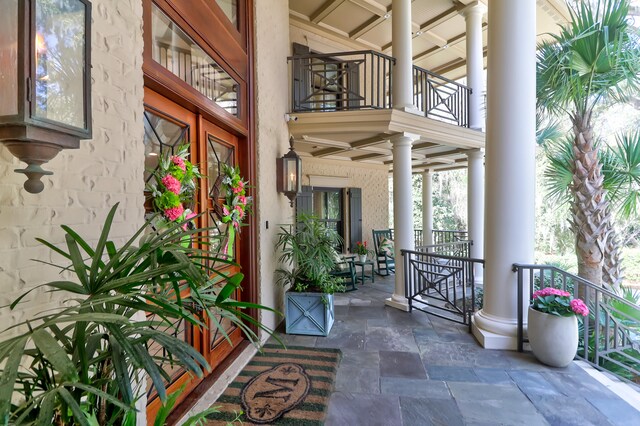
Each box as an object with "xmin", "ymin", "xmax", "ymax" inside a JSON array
[{"xmin": 285, "ymin": 292, "xmax": 334, "ymax": 336}]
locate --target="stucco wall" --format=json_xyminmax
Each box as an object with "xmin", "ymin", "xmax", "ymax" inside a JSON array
[
  {"xmin": 254, "ymin": 0, "xmax": 292, "ymax": 338},
  {"xmin": 0, "ymin": 0, "xmax": 145, "ymax": 333},
  {"xmin": 302, "ymin": 157, "xmax": 390, "ymax": 249}
]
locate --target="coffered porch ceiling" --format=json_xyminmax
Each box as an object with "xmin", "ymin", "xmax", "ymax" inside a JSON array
[{"xmin": 288, "ymin": 0, "xmax": 569, "ymax": 172}]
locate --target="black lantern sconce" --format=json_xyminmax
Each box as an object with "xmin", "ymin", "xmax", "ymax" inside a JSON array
[
  {"xmin": 277, "ymin": 137, "xmax": 302, "ymax": 207},
  {"xmin": 0, "ymin": 0, "xmax": 92, "ymax": 193}
]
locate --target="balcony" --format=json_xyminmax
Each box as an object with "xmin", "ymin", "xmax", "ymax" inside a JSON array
[
  {"xmin": 286, "ymin": 50, "xmax": 482, "ymax": 172},
  {"xmin": 289, "ymin": 50, "xmax": 471, "ymax": 127}
]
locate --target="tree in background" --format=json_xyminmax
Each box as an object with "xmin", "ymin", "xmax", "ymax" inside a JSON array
[
  {"xmin": 536, "ymin": 0, "xmax": 640, "ymax": 286},
  {"xmin": 544, "ymin": 132, "xmax": 640, "ymax": 287}
]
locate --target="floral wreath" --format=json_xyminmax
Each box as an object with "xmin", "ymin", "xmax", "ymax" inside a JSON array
[
  {"xmin": 146, "ymin": 144, "xmax": 200, "ymax": 228},
  {"xmin": 218, "ymin": 163, "xmax": 251, "ymax": 255}
]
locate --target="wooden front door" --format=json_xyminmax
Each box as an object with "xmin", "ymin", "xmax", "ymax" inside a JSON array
[{"xmin": 143, "ymin": 88, "xmax": 245, "ymax": 419}]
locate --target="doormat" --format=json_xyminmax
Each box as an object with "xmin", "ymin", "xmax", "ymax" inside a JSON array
[{"xmin": 203, "ymin": 344, "xmax": 341, "ymax": 425}]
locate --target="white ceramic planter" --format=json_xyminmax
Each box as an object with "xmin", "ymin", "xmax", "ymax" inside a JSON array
[
  {"xmin": 358, "ymin": 254, "xmax": 367, "ymax": 263},
  {"xmin": 527, "ymin": 306, "xmax": 578, "ymax": 368}
]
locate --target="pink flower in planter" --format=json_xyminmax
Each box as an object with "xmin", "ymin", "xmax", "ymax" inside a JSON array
[
  {"xmin": 570, "ymin": 299, "xmax": 589, "ymax": 316},
  {"xmin": 164, "ymin": 205, "xmax": 185, "ymax": 221},
  {"xmin": 532, "ymin": 287, "xmax": 571, "ymax": 299},
  {"xmin": 172, "ymin": 156, "xmax": 186, "ymax": 171},
  {"xmin": 161, "ymin": 175, "xmax": 181, "ymax": 194}
]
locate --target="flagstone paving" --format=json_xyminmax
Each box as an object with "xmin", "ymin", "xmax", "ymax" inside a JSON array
[{"xmin": 270, "ymin": 275, "xmax": 640, "ymax": 426}]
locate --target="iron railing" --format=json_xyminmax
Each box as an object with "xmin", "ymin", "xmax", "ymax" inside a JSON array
[
  {"xmin": 432, "ymin": 229, "xmax": 468, "ymax": 245},
  {"xmin": 514, "ymin": 264, "xmax": 640, "ymax": 384},
  {"xmin": 412, "ymin": 65, "xmax": 471, "ymax": 127},
  {"xmin": 388, "ymin": 228, "xmax": 424, "ymax": 247},
  {"xmin": 289, "ymin": 51, "xmax": 394, "ymax": 112},
  {"xmin": 288, "ymin": 51, "xmax": 472, "ymax": 129},
  {"xmin": 403, "ymin": 241, "xmax": 484, "ymax": 325}
]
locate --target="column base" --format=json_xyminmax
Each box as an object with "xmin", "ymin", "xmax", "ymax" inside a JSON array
[
  {"xmin": 471, "ymin": 309, "xmax": 522, "ymax": 350},
  {"xmin": 385, "ymin": 297, "xmax": 410, "ymax": 312}
]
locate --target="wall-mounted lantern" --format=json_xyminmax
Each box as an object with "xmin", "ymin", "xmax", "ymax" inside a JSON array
[
  {"xmin": 277, "ymin": 137, "xmax": 302, "ymax": 207},
  {"xmin": 0, "ymin": 0, "xmax": 92, "ymax": 193}
]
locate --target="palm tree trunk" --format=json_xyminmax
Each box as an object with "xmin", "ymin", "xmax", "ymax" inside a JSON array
[
  {"xmin": 603, "ymin": 215, "xmax": 623, "ymax": 290},
  {"xmin": 569, "ymin": 112, "xmax": 610, "ymax": 289}
]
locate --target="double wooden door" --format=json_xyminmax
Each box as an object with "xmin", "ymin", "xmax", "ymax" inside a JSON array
[{"xmin": 143, "ymin": 89, "xmax": 245, "ymax": 418}]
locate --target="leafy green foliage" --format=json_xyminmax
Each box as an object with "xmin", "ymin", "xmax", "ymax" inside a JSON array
[
  {"xmin": 0, "ymin": 204, "xmax": 277, "ymax": 425},
  {"xmin": 537, "ymin": 0, "xmax": 640, "ymax": 117},
  {"xmin": 275, "ymin": 215, "xmax": 345, "ymax": 294}
]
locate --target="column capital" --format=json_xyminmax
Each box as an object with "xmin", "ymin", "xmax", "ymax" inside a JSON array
[
  {"xmin": 461, "ymin": 2, "xmax": 487, "ymax": 18},
  {"xmin": 389, "ymin": 132, "xmax": 419, "ymax": 145},
  {"xmin": 466, "ymin": 148, "xmax": 485, "ymax": 160}
]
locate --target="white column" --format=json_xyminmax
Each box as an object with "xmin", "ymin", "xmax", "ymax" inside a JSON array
[
  {"xmin": 387, "ymin": 134, "xmax": 414, "ymax": 311},
  {"xmin": 467, "ymin": 149, "xmax": 484, "ymax": 283},
  {"xmin": 392, "ymin": 0, "xmax": 415, "ymax": 111},
  {"xmin": 422, "ymin": 170, "xmax": 433, "ymax": 246},
  {"xmin": 471, "ymin": 0, "xmax": 536, "ymax": 349},
  {"xmin": 386, "ymin": 0, "xmax": 416, "ymax": 311},
  {"xmin": 463, "ymin": 2, "xmax": 487, "ymax": 130}
]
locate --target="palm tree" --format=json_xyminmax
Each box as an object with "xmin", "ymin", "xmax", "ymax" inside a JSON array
[
  {"xmin": 536, "ymin": 0, "xmax": 640, "ymax": 286},
  {"xmin": 543, "ymin": 132, "xmax": 640, "ymax": 288}
]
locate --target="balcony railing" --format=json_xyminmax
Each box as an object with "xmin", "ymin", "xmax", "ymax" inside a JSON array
[
  {"xmin": 288, "ymin": 51, "xmax": 472, "ymax": 128},
  {"xmin": 514, "ymin": 264, "xmax": 640, "ymax": 384},
  {"xmin": 412, "ymin": 66, "xmax": 470, "ymax": 128},
  {"xmin": 289, "ymin": 51, "xmax": 394, "ymax": 112}
]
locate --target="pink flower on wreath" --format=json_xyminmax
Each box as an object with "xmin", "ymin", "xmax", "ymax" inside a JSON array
[
  {"xmin": 232, "ymin": 186, "xmax": 243, "ymax": 194},
  {"xmin": 233, "ymin": 221, "xmax": 240, "ymax": 229},
  {"xmin": 532, "ymin": 287, "xmax": 571, "ymax": 299},
  {"xmin": 238, "ymin": 195, "xmax": 247, "ymax": 205},
  {"xmin": 172, "ymin": 156, "xmax": 186, "ymax": 171},
  {"xmin": 235, "ymin": 205, "xmax": 245, "ymax": 219},
  {"xmin": 222, "ymin": 206, "xmax": 230, "ymax": 217},
  {"xmin": 570, "ymin": 299, "xmax": 589, "ymax": 316},
  {"xmin": 165, "ymin": 204, "xmax": 185, "ymax": 221},
  {"xmin": 161, "ymin": 175, "xmax": 181, "ymax": 194},
  {"xmin": 181, "ymin": 212, "xmax": 197, "ymax": 231}
]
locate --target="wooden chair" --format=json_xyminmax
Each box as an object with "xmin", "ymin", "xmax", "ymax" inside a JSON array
[
  {"xmin": 330, "ymin": 254, "xmax": 358, "ymax": 291},
  {"xmin": 372, "ymin": 229, "xmax": 395, "ymax": 276}
]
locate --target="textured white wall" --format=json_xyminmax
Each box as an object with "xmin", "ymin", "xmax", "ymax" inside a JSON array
[
  {"xmin": 0, "ymin": 0, "xmax": 145, "ymax": 333},
  {"xmin": 254, "ymin": 0, "xmax": 292, "ymax": 337},
  {"xmin": 302, "ymin": 158, "xmax": 390, "ymax": 248}
]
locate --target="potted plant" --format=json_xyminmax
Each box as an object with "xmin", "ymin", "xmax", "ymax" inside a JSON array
[
  {"xmin": 528, "ymin": 287, "xmax": 590, "ymax": 367},
  {"xmin": 354, "ymin": 241, "xmax": 372, "ymax": 263},
  {"xmin": 275, "ymin": 215, "xmax": 344, "ymax": 336},
  {"xmin": 0, "ymin": 204, "xmax": 276, "ymax": 424}
]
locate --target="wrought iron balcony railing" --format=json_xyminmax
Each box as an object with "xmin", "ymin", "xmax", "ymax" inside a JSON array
[
  {"xmin": 289, "ymin": 50, "xmax": 394, "ymax": 112},
  {"xmin": 288, "ymin": 51, "xmax": 472, "ymax": 128}
]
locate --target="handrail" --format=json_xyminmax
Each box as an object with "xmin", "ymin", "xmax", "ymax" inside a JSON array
[
  {"xmin": 513, "ymin": 263, "xmax": 640, "ymax": 384},
  {"xmin": 413, "ymin": 64, "xmax": 471, "ymax": 90},
  {"xmin": 287, "ymin": 50, "xmax": 396, "ymax": 62}
]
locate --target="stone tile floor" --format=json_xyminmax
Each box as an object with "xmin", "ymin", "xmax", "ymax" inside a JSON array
[{"xmin": 269, "ymin": 275, "xmax": 640, "ymax": 426}]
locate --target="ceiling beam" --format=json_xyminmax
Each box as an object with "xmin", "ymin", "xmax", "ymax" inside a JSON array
[
  {"xmin": 313, "ymin": 146, "xmax": 349, "ymax": 157},
  {"xmin": 349, "ymin": 0, "xmax": 387, "ymax": 16},
  {"xmin": 351, "ymin": 152, "xmax": 386, "ymax": 161},
  {"xmin": 430, "ymin": 47, "xmax": 487, "ymax": 76},
  {"xmin": 311, "ymin": 133, "xmax": 392, "ymax": 157},
  {"xmin": 311, "ymin": 0, "xmax": 347, "ymax": 23},
  {"xmin": 349, "ymin": 12, "xmax": 389, "ymax": 39}
]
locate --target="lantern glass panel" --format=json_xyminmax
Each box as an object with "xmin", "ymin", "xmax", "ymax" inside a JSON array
[
  {"xmin": 34, "ymin": 0, "xmax": 87, "ymax": 129},
  {"xmin": 284, "ymin": 157, "xmax": 298, "ymax": 192},
  {"xmin": 0, "ymin": 0, "xmax": 18, "ymax": 116}
]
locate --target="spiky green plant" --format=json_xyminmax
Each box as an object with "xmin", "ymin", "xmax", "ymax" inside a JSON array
[
  {"xmin": 0, "ymin": 204, "xmax": 277, "ymax": 425},
  {"xmin": 275, "ymin": 215, "xmax": 345, "ymax": 294}
]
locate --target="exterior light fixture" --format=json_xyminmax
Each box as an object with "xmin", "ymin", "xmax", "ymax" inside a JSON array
[
  {"xmin": 277, "ymin": 137, "xmax": 302, "ymax": 207},
  {"xmin": 0, "ymin": 0, "xmax": 92, "ymax": 193}
]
